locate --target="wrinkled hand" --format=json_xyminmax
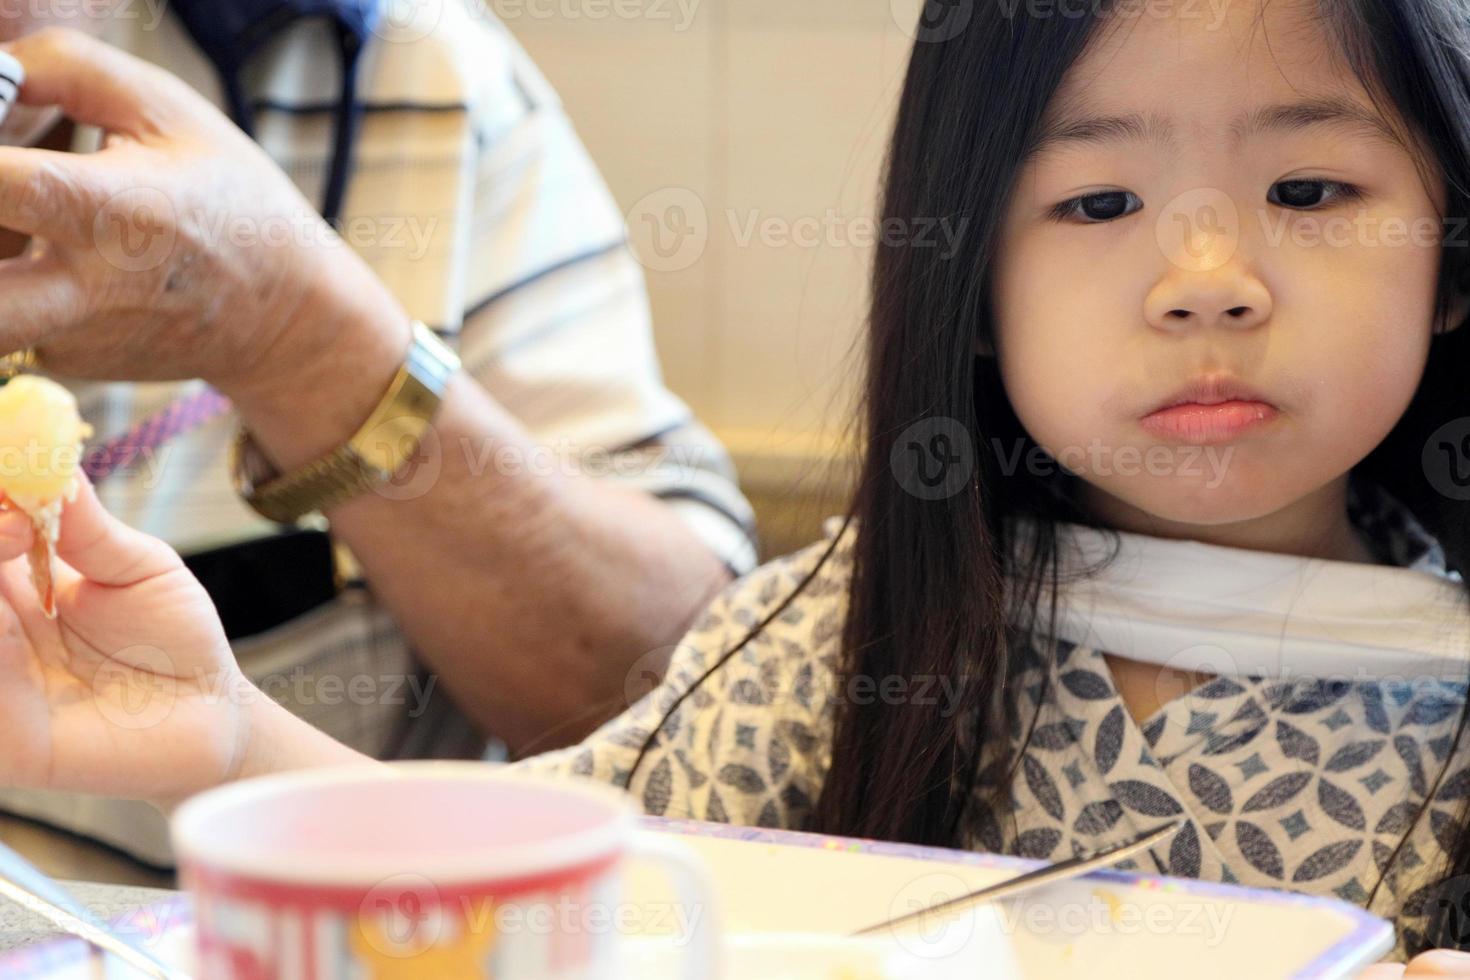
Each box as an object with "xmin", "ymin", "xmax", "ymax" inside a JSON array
[
  {"xmin": 0, "ymin": 470, "xmax": 253, "ymax": 807},
  {"xmin": 1358, "ymin": 949, "xmax": 1470, "ymax": 977},
  {"xmin": 0, "ymin": 27, "xmax": 370, "ymax": 395}
]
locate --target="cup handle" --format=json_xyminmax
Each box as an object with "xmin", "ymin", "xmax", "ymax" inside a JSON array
[{"xmin": 628, "ymin": 831, "xmax": 722, "ymax": 980}]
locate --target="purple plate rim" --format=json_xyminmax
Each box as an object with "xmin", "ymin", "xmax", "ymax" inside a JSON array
[{"xmin": 635, "ymin": 815, "xmax": 1396, "ymax": 979}]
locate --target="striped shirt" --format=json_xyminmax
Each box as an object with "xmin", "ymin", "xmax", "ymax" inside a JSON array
[
  {"xmin": 76, "ymin": 1, "xmax": 757, "ymax": 575},
  {"xmin": 0, "ymin": 3, "xmax": 760, "ymax": 869}
]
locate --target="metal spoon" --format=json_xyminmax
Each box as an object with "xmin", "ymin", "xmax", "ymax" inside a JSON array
[
  {"xmin": 0, "ymin": 837, "xmax": 191, "ymax": 979},
  {"xmin": 851, "ymin": 818, "xmax": 1185, "ymax": 935}
]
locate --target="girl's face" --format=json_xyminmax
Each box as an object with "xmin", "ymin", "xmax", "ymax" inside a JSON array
[{"xmin": 990, "ymin": 0, "xmax": 1466, "ymax": 537}]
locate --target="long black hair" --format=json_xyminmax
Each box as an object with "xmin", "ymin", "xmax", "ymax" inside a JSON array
[{"xmin": 631, "ymin": 0, "xmax": 1470, "ymax": 955}]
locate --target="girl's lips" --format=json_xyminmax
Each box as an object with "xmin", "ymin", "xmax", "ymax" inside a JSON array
[{"xmin": 1138, "ymin": 400, "xmax": 1280, "ymax": 444}]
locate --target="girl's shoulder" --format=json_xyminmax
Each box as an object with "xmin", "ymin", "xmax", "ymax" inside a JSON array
[
  {"xmin": 513, "ymin": 517, "xmax": 860, "ymax": 827},
  {"xmin": 684, "ymin": 514, "xmax": 857, "ymax": 665}
]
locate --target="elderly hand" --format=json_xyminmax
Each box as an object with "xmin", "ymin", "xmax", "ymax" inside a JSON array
[
  {"xmin": 1357, "ymin": 949, "xmax": 1470, "ymax": 977},
  {"xmin": 0, "ymin": 27, "xmax": 398, "ymax": 402}
]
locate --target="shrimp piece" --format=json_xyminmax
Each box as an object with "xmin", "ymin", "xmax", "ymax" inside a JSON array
[{"xmin": 0, "ymin": 375, "xmax": 93, "ymax": 618}]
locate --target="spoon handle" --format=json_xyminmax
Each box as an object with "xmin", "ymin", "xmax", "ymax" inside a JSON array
[{"xmin": 0, "ymin": 838, "xmax": 190, "ymax": 980}]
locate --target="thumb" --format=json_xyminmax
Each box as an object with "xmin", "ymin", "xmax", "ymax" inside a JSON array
[
  {"xmin": 0, "ymin": 507, "xmax": 32, "ymax": 564},
  {"xmin": 55, "ymin": 470, "xmax": 180, "ymax": 587},
  {"xmin": 1402, "ymin": 949, "xmax": 1470, "ymax": 976}
]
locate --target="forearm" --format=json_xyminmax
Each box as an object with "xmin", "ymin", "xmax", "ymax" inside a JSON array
[
  {"xmin": 153, "ymin": 691, "xmax": 385, "ymax": 818},
  {"xmin": 223, "ymin": 261, "xmax": 735, "ymax": 755},
  {"xmin": 232, "ymin": 695, "xmax": 385, "ymax": 783},
  {"xmin": 335, "ymin": 378, "xmax": 733, "ymax": 754}
]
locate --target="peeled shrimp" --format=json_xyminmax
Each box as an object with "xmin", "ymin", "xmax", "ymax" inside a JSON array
[{"xmin": 0, "ymin": 375, "xmax": 93, "ymax": 617}]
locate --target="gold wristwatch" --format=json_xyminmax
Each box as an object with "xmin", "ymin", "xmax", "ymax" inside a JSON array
[{"xmin": 230, "ymin": 319, "xmax": 460, "ymax": 524}]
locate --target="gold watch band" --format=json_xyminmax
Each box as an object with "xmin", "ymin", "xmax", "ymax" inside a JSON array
[{"xmin": 231, "ymin": 320, "xmax": 460, "ymax": 524}]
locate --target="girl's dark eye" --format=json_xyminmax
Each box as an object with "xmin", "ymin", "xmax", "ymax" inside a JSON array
[
  {"xmin": 1049, "ymin": 179, "xmax": 1365, "ymax": 225},
  {"xmin": 1048, "ymin": 190, "xmax": 1141, "ymax": 224},
  {"xmin": 1269, "ymin": 179, "xmax": 1364, "ymax": 209}
]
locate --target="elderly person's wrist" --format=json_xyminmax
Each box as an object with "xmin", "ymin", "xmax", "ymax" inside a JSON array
[{"xmin": 217, "ymin": 257, "xmax": 415, "ymax": 473}]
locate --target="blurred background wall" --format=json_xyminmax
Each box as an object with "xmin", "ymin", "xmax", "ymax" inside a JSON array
[{"xmin": 502, "ymin": 0, "xmax": 924, "ymax": 556}]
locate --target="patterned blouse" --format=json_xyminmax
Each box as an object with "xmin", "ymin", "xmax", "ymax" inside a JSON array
[{"xmin": 514, "ymin": 474, "xmax": 1470, "ymax": 964}]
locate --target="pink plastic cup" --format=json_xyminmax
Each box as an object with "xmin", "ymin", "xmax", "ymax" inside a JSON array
[{"xmin": 170, "ymin": 761, "xmax": 720, "ymax": 979}]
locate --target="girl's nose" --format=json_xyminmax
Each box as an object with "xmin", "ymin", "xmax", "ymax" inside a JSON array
[{"xmin": 1143, "ymin": 266, "xmax": 1273, "ymax": 334}]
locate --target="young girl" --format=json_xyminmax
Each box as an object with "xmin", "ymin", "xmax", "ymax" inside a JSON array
[{"xmin": 5, "ymin": 0, "xmax": 1470, "ymax": 974}]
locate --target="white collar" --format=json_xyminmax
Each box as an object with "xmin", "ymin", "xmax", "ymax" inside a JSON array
[{"xmin": 1014, "ymin": 489, "xmax": 1470, "ymax": 682}]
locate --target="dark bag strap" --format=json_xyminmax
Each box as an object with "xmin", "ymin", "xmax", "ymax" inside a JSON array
[{"xmin": 167, "ymin": 0, "xmax": 382, "ymax": 224}]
